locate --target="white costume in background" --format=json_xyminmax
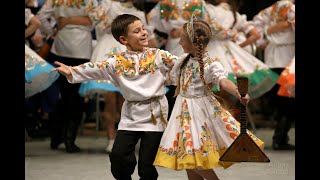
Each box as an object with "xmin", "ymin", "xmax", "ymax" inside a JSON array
[
  {"xmin": 36, "ymin": 0, "xmax": 99, "ymax": 60},
  {"xmin": 252, "ymin": 0, "xmax": 295, "ymax": 68},
  {"xmin": 25, "ymin": 8, "xmax": 59, "ymax": 98},
  {"xmin": 202, "ymin": 2, "xmax": 279, "ymax": 99},
  {"xmin": 148, "ymin": 0, "xmax": 205, "ymax": 56}
]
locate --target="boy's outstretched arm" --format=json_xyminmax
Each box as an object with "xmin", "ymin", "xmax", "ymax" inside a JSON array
[
  {"xmin": 51, "ymin": 61, "xmax": 73, "ymax": 81},
  {"xmin": 51, "ymin": 59, "xmax": 116, "ymax": 84}
]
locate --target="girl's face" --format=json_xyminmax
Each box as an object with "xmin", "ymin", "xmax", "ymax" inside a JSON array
[
  {"xmin": 120, "ymin": 20, "xmax": 149, "ymax": 51},
  {"xmin": 179, "ymin": 30, "xmax": 196, "ymax": 54}
]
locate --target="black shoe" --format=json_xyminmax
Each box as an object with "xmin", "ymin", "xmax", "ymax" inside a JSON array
[
  {"xmin": 272, "ymin": 142, "xmax": 295, "ymax": 150},
  {"xmin": 50, "ymin": 139, "xmax": 63, "ymax": 150},
  {"xmin": 65, "ymin": 142, "xmax": 81, "ymax": 153}
]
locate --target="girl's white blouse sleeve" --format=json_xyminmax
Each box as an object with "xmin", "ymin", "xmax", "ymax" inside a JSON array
[
  {"xmin": 252, "ymin": 7, "xmax": 272, "ymax": 36},
  {"xmin": 25, "ymin": 8, "xmax": 34, "ymax": 26},
  {"xmin": 36, "ymin": 0, "xmax": 56, "ymax": 38},
  {"xmin": 204, "ymin": 59, "xmax": 228, "ymax": 91},
  {"xmin": 234, "ymin": 12, "xmax": 254, "ymax": 35},
  {"xmin": 86, "ymin": 0, "xmax": 110, "ymax": 28}
]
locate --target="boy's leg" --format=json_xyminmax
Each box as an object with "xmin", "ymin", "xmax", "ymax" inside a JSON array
[
  {"xmin": 110, "ymin": 130, "xmax": 141, "ymax": 180},
  {"xmin": 138, "ymin": 131, "xmax": 163, "ymax": 180}
]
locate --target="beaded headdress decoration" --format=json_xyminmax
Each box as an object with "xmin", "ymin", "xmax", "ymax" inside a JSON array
[{"xmin": 186, "ymin": 14, "xmax": 198, "ymax": 43}]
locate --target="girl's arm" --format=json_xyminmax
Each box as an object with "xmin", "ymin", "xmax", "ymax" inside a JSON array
[
  {"xmin": 234, "ymin": 12, "xmax": 261, "ymax": 47},
  {"xmin": 219, "ymin": 78, "xmax": 250, "ymax": 105},
  {"xmin": 25, "ymin": 16, "xmax": 42, "ymax": 38},
  {"xmin": 266, "ymin": 21, "xmax": 291, "ymax": 35},
  {"xmin": 206, "ymin": 60, "xmax": 250, "ymax": 105},
  {"xmin": 219, "ymin": 78, "xmax": 241, "ymax": 99},
  {"xmin": 238, "ymin": 27, "xmax": 261, "ymax": 48},
  {"xmin": 208, "ymin": 20, "xmax": 238, "ymax": 41},
  {"xmin": 160, "ymin": 50, "xmax": 179, "ymax": 86},
  {"xmin": 203, "ymin": 4, "xmax": 238, "ymax": 41}
]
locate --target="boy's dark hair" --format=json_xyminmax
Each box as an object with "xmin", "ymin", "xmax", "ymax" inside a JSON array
[{"xmin": 111, "ymin": 14, "xmax": 141, "ymax": 43}]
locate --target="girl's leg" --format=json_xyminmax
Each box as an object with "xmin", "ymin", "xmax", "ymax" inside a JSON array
[
  {"xmin": 194, "ymin": 169, "xmax": 219, "ymax": 180},
  {"xmin": 101, "ymin": 92, "xmax": 119, "ymax": 153},
  {"xmin": 116, "ymin": 92, "xmax": 125, "ymax": 127},
  {"xmin": 186, "ymin": 169, "xmax": 204, "ymax": 180}
]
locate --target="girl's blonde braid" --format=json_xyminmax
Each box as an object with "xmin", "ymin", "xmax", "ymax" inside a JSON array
[
  {"xmin": 174, "ymin": 54, "xmax": 192, "ymax": 97},
  {"xmin": 196, "ymin": 36, "xmax": 230, "ymax": 110}
]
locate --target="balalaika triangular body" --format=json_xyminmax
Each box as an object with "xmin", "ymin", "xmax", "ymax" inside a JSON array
[{"xmin": 219, "ymin": 77, "xmax": 270, "ymax": 162}]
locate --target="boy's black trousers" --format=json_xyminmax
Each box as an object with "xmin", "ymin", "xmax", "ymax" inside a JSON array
[{"xmin": 109, "ymin": 130, "xmax": 163, "ymax": 180}]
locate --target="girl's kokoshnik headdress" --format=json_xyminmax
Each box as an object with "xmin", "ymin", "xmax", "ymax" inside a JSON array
[{"xmin": 186, "ymin": 14, "xmax": 197, "ymax": 43}]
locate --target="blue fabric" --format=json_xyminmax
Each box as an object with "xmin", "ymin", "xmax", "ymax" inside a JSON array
[
  {"xmin": 79, "ymin": 80, "xmax": 123, "ymax": 97},
  {"xmin": 25, "ymin": 62, "xmax": 59, "ymax": 98}
]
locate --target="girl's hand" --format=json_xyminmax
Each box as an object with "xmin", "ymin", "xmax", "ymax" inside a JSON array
[{"xmin": 239, "ymin": 94, "xmax": 250, "ymax": 106}]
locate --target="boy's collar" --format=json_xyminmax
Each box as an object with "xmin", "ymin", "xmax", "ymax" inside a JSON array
[{"xmin": 126, "ymin": 47, "xmax": 147, "ymax": 55}]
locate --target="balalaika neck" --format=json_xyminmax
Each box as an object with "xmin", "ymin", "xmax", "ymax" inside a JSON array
[{"xmin": 240, "ymin": 98, "xmax": 247, "ymax": 134}]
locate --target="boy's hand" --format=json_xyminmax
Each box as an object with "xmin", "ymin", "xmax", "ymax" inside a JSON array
[
  {"xmin": 239, "ymin": 94, "xmax": 250, "ymax": 106},
  {"xmin": 51, "ymin": 61, "xmax": 72, "ymax": 80}
]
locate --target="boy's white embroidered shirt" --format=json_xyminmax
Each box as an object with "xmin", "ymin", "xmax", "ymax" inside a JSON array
[{"xmin": 69, "ymin": 47, "xmax": 178, "ymax": 131}]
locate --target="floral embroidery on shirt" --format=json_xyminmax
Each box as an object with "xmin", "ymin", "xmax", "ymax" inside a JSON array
[
  {"xmin": 72, "ymin": 60, "xmax": 109, "ymax": 73},
  {"xmin": 181, "ymin": 62, "xmax": 199, "ymax": 93},
  {"xmin": 204, "ymin": 57, "xmax": 220, "ymax": 67},
  {"xmin": 52, "ymin": 0, "xmax": 86, "ymax": 9},
  {"xmin": 271, "ymin": 1, "xmax": 293, "ymax": 23},
  {"xmin": 114, "ymin": 54, "xmax": 136, "ymax": 77},
  {"xmin": 138, "ymin": 49, "xmax": 159, "ymax": 75},
  {"xmin": 97, "ymin": 60, "xmax": 109, "ymax": 69},
  {"xmin": 160, "ymin": 50, "xmax": 176, "ymax": 67},
  {"xmin": 88, "ymin": 5, "xmax": 113, "ymax": 29},
  {"xmin": 160, "ymin": 0, "xmax": 179, "ymax": 20},
  {"xmin": 160, "ymin": 0, "xmax": 202, "ymax": 20},
  {"xmin": 181, "ymin": 0, "xmax": 203, "ymax": 20}
]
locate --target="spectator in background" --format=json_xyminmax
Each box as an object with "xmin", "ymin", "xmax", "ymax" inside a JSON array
[
  {"xmin": 36, "ymin": 0, "xmax": 99, "ymax": 153},
  {"xmin": 252, "ymin": 0, "xmax": 295, "ymax": 150}
]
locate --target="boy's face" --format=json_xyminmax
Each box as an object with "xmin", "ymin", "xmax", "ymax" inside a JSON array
[
  {"xmin": 120, "ymin": 20, "xmax": 149, "ymax": 51},
  {"xmin": 179, "ymin": 30, "xmax": 195, "ymax": 54}
]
